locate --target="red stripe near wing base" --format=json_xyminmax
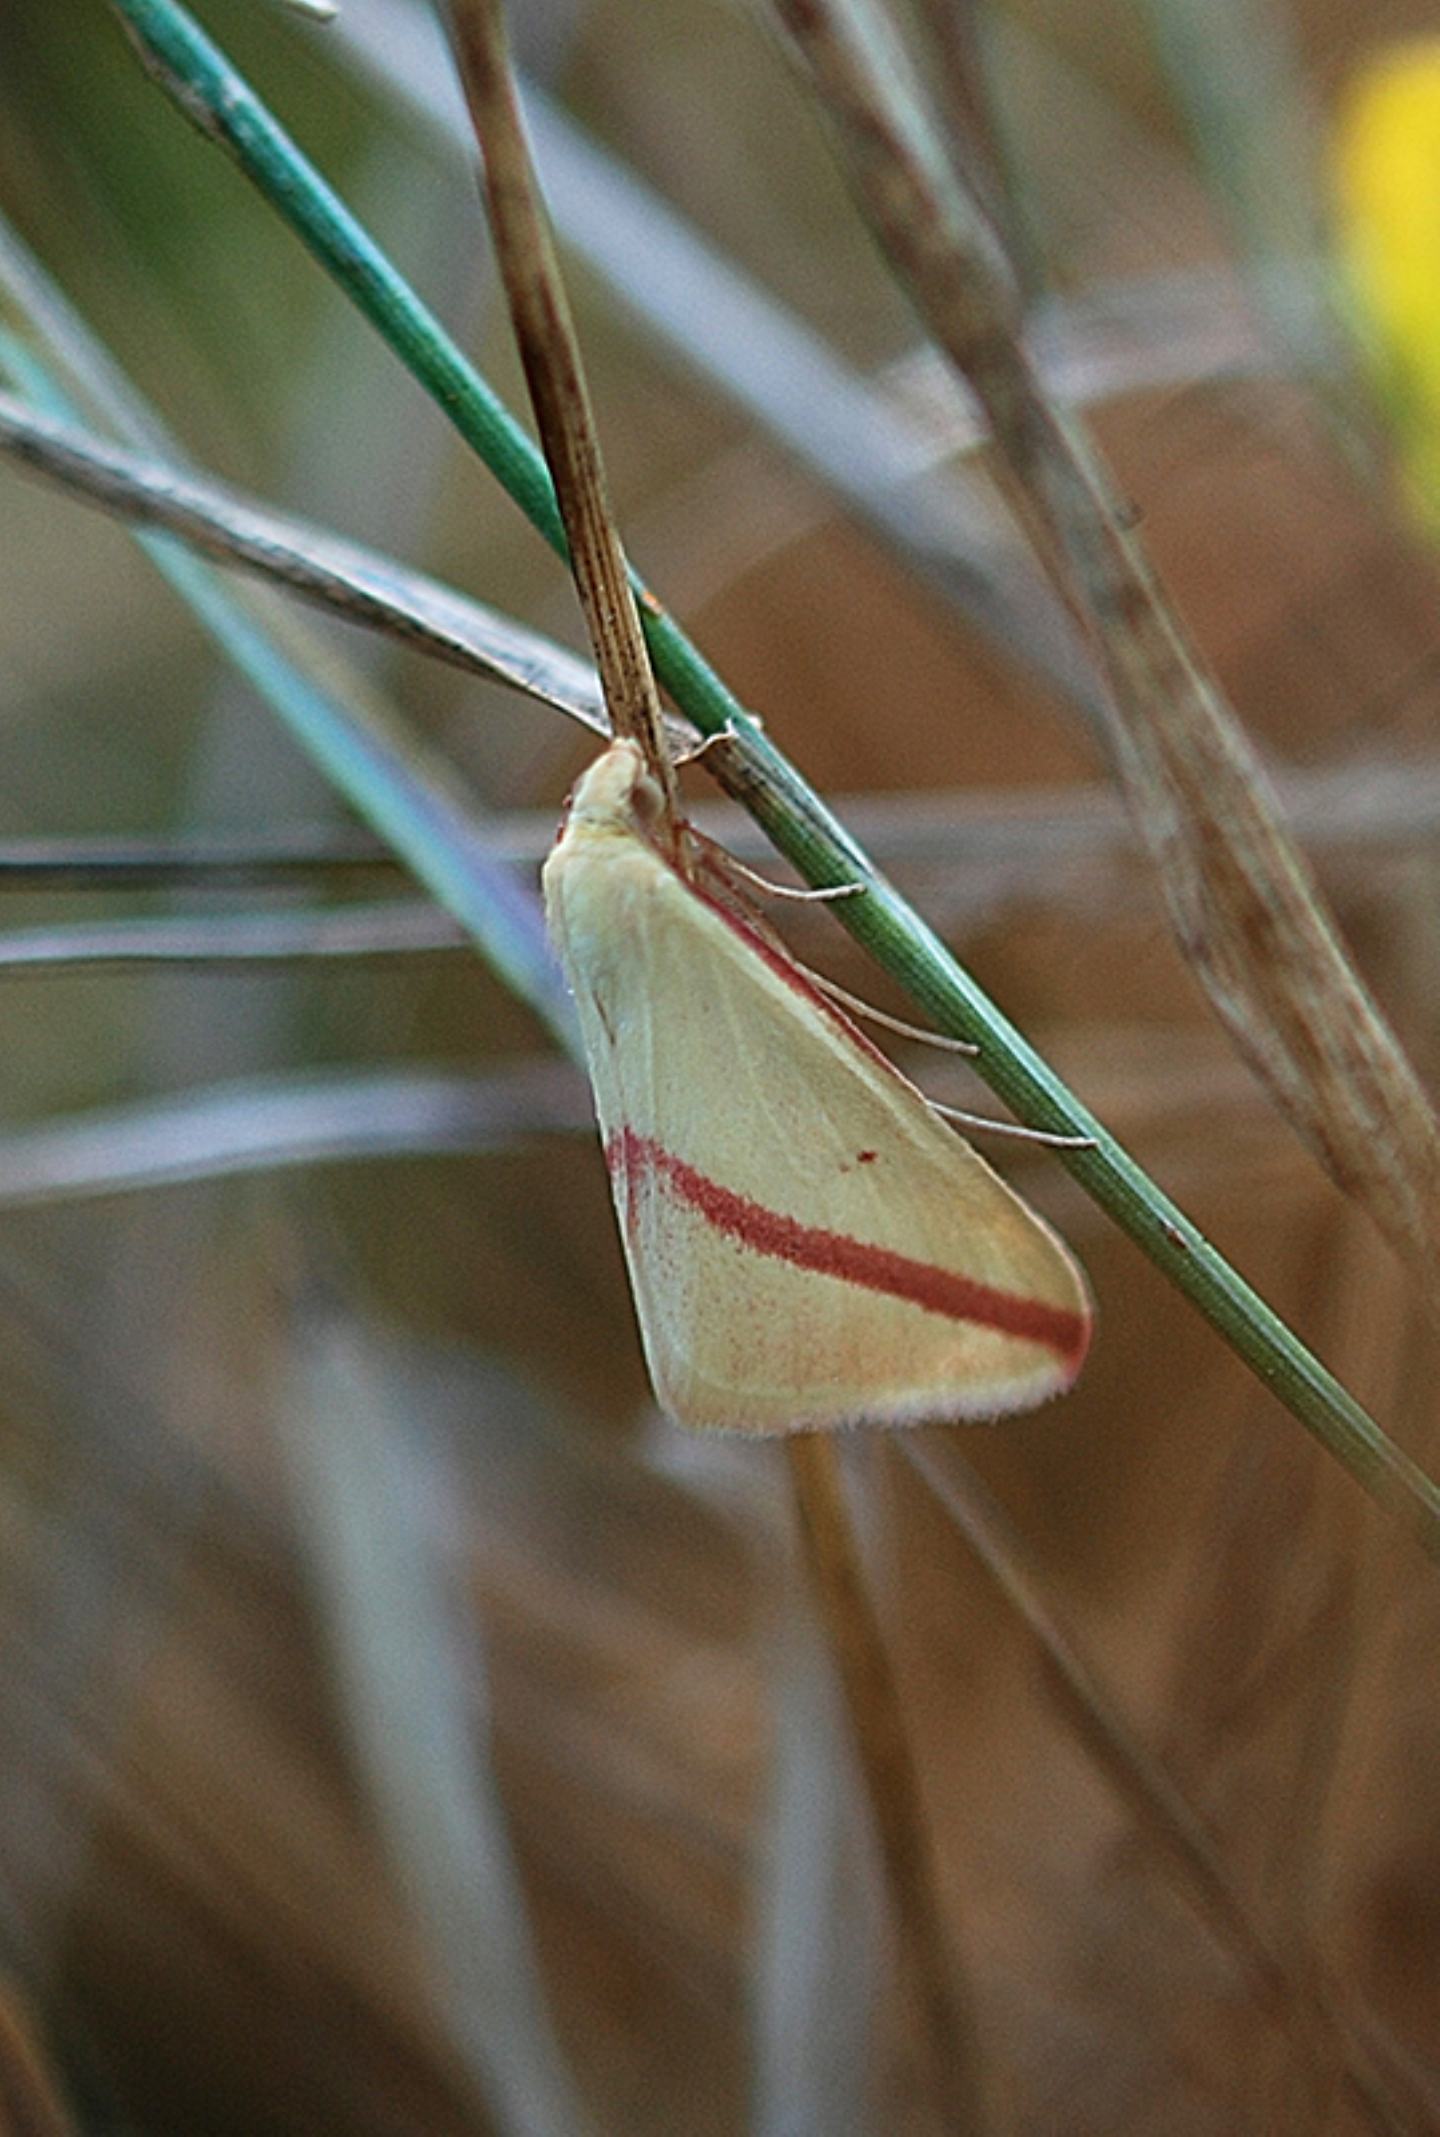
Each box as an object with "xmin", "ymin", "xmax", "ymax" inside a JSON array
[{"xmin": 606, "ymin": 1128, "xmax": 1089, "ymax": 1370}]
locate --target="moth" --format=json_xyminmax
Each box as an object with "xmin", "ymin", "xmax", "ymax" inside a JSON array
[{"xmin": 542, "ymin": 738, "xmax": 1092, "ymax": 1432}]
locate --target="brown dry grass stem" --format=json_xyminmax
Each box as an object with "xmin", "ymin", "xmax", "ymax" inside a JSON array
[
  {"xmin": 910, "ymin": 0, "xmax": 1016, "ymax": 256},
  {"xmin": 443, "ymin": 0, "xmax": 681, "ymax": 842},
  {"xmin": 770, "ymin": 0, "xmax": 1440, "ymax": 1307},
  {"xmin": 787, "ymin": 1432, "xmax": 991, "ymax": 2136},
  {"xmin": 447, "ymin": 22, "xmax": 1002, "ymax": 2122}
]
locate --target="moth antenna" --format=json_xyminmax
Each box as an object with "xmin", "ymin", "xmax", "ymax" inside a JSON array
[
  {"xmin": 806, "ymin": 971, "xmax": 981, "ymax": 1055},
  {"xmin": 725, "ymin": 855, "xmax": 867, "ymax": 903},
  {"xmin": 674, "ymin": 724, "xmax": 737, "ymax": 769},
  {"xmin": 929, "ymin": 1100, "xmax": 1095, "ymax": 1148}
]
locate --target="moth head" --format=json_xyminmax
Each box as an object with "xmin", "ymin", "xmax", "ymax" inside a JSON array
[{"xmin": 566, "ymin": 738, "xmax": 667, "ymax": 842}]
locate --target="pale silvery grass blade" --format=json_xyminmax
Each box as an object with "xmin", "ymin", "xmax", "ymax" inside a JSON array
[
  {"xmin": 0, "ymin": 389, "xmax": 610, "ymax": 735},
  {"xmin": 0, "ymin": 903, "xmax": 465, "ymax": 973},
  {"xmin": 276, "ymin": 1291, "xmax": 590, "ymax": 2136},
  {"xmin": 0, "ymin": 1063, "xmax": 587, "ymax": 1206},
  {"xmin": 0, "ymin": 340, "xmax": 573, "ymax": 1045}
]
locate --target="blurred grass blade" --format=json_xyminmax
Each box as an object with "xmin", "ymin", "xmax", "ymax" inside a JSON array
[
  {"xmin": 277, "ymin": 1295, "xmax": 591, "ymax": 2137},
  {"xmin": 0, "ymin": 1981, "xmax": 79, "ymax": 2137},
  {"xmin": 902, "ymin": 1438, "xmax": 1421, "ymax": 2136},
  {"xmin": 753, "ymin": 1521, "xmax": 885, "ymax": 2137},
  {"xmin": 1135, "ymin": 0, "xmax": 1348, "ymax": 385},
  {"xmin": 0, "ymin": 901, "xmax": 466, "ymax": 973},
  {"xmin": 0, "ymin": 387, "xmax": 609, "ymax": 731},
  {"xmin": 0, "ymin": 328, "xmax": 575, "ymax": 1047},
  {"xmin": 93, "ymin": 0, "xmax": 1440, "ymax": 1559},
  {"xmin": 0, "ymin": 753, "xmax": 1434, "ymax": 895},
  {"xmin": 0, "ymin": 1062, "xmax": 588, "ymax": 1205},
  {"xmin": 0, "ymin": 826, "xmax": 395, "ymax": 886}
]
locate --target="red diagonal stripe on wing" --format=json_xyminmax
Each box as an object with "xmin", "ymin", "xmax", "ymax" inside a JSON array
[{"xmin": 608, "ymin": 1128, "xmax": 1089, "ymax": 1370}]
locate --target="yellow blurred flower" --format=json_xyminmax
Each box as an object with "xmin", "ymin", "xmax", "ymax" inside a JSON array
[{"xmin": 1335, "ymin": 40, "xmax": 1440, "ymax": 528}]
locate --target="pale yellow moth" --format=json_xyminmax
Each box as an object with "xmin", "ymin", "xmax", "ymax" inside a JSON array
[{"xmin": 542, "ymin": 738, "xmax": 1092, "ymax": 1434}]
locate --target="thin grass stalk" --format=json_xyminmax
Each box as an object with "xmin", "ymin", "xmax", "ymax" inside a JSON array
[
  {"xmin": 911, "ymin": 0, "xmax": 1021, "ymax": 266},
  {"xmin": 446, "ymin": 12, "xmax": 990, "ymax": 2108},
  {"xmin": 767, "ymin": 0, "xmax": 1440, "ymax": 1304},
  {"xmin": 787, "ymin": 1435, "xmax": 991, "ymax": 2134},
  {"xmin": 0, "ymin": 749, "xmax": 1435, "ymax": 896},
  {"xmin": 0, "ymin": 829, "xmax": 394, "ymax": 884},
  {"xmin": 0, "ymin": 385, "xmax": 609, "ymax": 728},
  {"xmin": 443, "ymin": 0, "xmax": 679, "ymax": 830},
  {"xmin": 93, "ymin": 0, "xmax": 1440, "ymax": 1561}
]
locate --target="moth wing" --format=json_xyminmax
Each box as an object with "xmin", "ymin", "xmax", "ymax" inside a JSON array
[{"xmin": 545, "ymin": 794, "xmax": 1090, "ymax": 1434}]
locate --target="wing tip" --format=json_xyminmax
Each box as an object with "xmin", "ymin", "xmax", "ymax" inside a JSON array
[{"xmin": 656, "ymin": 1344, "xmax": 1089, "ymax": 1436}]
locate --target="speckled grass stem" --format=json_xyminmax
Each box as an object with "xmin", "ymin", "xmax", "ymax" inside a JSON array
[
  {"xmin": 446, "ymin": 11, "xmax": 999, "ymax": 2108},
  {"xmin": 443, "ymin": 0, "xmax": 679, "ymax": 832}
]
